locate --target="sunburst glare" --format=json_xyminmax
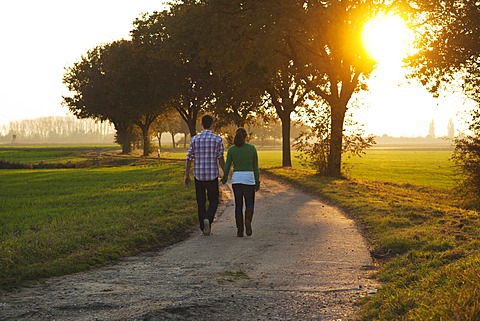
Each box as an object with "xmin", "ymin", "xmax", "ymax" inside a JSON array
[{"xmin": 362, "ymin": 14, "xmax": 413, "ymax": 66}]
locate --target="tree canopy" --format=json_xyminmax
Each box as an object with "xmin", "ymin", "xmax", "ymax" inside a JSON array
[
  {"xmin": 62, "ymin": 0, "xmax": 480, "ymax": 177},
  {"xmin": 63, "ymin": 40, "xmax": 181, "ymax": 154},
  {"xmin": 152, "ymin": 0, "xmax": 380, "ymax": 174},
  {"xmin": 405, "ymin": 0, "xmax": 480, "ymax": 100}
]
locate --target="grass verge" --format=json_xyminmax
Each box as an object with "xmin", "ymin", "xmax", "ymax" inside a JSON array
[
  {"xmin": 263, "ymin": 167, "xmax": 480, "ymax": 320},
  {"xmin": 0, "ymin": 161, "xmax": 197, "ymax": 289}
]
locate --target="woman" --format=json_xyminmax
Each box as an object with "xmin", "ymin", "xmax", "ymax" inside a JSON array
[{"xmin": 222, "ymin": 127, "xmax": 260, "ymax": 237}]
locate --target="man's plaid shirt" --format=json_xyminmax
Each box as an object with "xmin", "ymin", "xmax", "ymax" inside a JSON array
[{"xmin": 186, "ymin": 130, "xmax": 224, "ymax": 181}]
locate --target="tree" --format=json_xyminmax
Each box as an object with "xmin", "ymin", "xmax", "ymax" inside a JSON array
[
  {"xmin": 293, "ymin": 100, "xmax": 375, "ymax": 175},
  {"xmin": 162, "ymin": 0, "xmax": 381, "ymax": 175},
  {"xmin": 132, "ymin": 9, "xmax": 219, "ymax": 138},
  {"xmin": 63, "ymin": 40, "xmax": 179, "ymax": 155},
  {"xmin": 63, "ymin": 42, "xmax": 135, "ymax": 153},
  {"xmin": 299, "ymin": 1, "xmax": 378, "ymax": 176},
  {"xmin": 403, "ymin": 0, "xmax": 479, "ymax": 203},
  {"xmin": 211, "ymin": 73, "xmax": 269, "ymax": 129},
  {"xmin": 428, "ymin": 119, "xmax": 436, "ymax": 138},
  {"xmin": 447, "ymin": 118, "xmax": 455, "ymax": 138},
  {"xmin": 452, "ymin": 106, "xmax": 480, "ymax": 206},
  {"xmin": 106, "ymin": 41, "xmax": 180, "ymax": 156},
  {"xmin": 0, "ymin": 116, "xmax": 115, "ymax": 143},
  {"xmin": 405, "ymin": 0, "xmax": 480, "ymax": 102},
  {"xmin": 159, "ymin": 1, "xmax": 312, "ymax": 166},
  {"xmin": 151, "ymin": 112, "xmax": 186, "ymax": 149}
]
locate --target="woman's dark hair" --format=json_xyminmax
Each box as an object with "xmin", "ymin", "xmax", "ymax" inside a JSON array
[{"xmin": 234, "ymin": 127, "xmax": 247, "ymax": 147}]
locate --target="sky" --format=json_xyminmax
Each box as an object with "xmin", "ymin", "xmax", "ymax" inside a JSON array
[
  {"xmin": 0, "ymin": 0, "xmax": 167, "ymax": 125},
  {"xmin": 0, "ymin": 3, "xmax": 474, "ymax": 137},
  {"xmin": 353, "ymin": 66, "xmax": 473, "ymax": 138}
]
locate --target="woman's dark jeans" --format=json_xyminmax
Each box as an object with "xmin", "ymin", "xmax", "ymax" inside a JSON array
[
  {"xmin": 232, "ymin": 184, "xmax": 256, "ymax": 218},
  {"xmin": 194, "ymin": 178, "xmax": 219, "ymax": 230}
]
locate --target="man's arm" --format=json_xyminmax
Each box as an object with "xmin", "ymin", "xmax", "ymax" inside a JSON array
[{"xmin": 185, "ymin": 159, "xmax": 192, "ymax": 186}]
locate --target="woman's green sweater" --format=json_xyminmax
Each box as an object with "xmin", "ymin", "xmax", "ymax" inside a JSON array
[{"xmin": 222, "ymin": 143, "xmax": 260, "ymax": 186}]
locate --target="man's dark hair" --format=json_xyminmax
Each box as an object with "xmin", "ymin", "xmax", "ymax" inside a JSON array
[{"xmin": 202, "ymin": 115, "xmax": 214, "ymax": 129}]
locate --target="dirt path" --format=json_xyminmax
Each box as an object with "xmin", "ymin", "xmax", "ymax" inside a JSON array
[{"xmin": 0, "ymin": 177, "xmax": 378, "ymax": 320}]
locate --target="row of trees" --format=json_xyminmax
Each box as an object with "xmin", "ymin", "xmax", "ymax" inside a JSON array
[
  {"xmin": 63, "ymin": 0, "xmax": 479, "ymax": 179},
  {"xmin": 0, "ymin": 116, "xmax": 115, "ymax": 143}
]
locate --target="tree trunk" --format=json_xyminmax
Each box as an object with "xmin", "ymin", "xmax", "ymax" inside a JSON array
[
  {"xmin": 114, "ymin": 122, "xmax": 132, "ymax": 154},
  {"xmin": 121, "ymin": 133, "xmax": 132, "ymax": 154},
  {"xmin": 171, "ymin": 132, "xmax": 176, "ymax": 148},
  {"xmin": 327, "ymin": 104, "xmax": 346, "ymax": 177},
  {"xmin": 141, "ymin": 125, "xmax": 150, "ymax": 157},
  {"xmin": 188, "ymin": 118, "xmax": 197, "ymax": 138},
  {"xmin": 281, "ymin": 114, "xmax": 292, "ymax": 167},
  {"xmin": 157, "ymin": 133, "xmax": 162, "ymax": 149}
]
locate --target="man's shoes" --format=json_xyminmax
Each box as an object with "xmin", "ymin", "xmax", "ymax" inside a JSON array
[{"xmin": 203, "ymin": 219, "xmax": 211, "ymax": 236}]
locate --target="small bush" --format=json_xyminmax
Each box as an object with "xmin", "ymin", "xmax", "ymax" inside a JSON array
[
  {"xmin": 293, "ymin": 106, "xmax": 375, "ymax": 175},
  {"xmin": 452, "ymin": 107, "xmax": 480, "ymax": 208},
  {"xmin": 0, "ymin": 160, "xmax": 31, "ymax": 169}
]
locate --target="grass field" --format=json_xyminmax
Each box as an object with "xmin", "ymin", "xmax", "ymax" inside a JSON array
[
  {"xmin": 0, "ymin": 145, "xmax": 118, "ymax": 165},
  {"xmin": 0, "ymin": 157, "xmax": 197, "ymax": 288},
  {"xmin": 169, "ymin": 148, "xmax": 457, "ymax": 190},
  {"xmin": 1, "ymin": 145, "xmax": 479, "ymax": 320},
  {"xmin": 344, "ymin": 149, "xmax": 457, "ymax": 189}
]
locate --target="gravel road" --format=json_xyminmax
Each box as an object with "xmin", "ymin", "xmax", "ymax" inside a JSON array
[{"xmin": 0, "ymin": 176, "xmax": 378, "ymax": 321}]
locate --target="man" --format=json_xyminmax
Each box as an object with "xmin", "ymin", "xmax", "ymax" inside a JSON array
[{"xmin": 185, "ymin": 115, "xmax": 225, "ymax": 235}]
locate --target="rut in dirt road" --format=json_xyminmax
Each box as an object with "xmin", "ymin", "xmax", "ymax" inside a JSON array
[{"xmin": 0, "ymin": 176, "xmax": 378, "ymax": 321}]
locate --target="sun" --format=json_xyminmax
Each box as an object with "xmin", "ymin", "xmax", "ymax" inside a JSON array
[{"xmin": 362, "ymin": 14, "xmax": 413, "ymax": 65}]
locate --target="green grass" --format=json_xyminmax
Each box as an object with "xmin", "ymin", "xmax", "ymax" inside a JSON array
[
  {"xmin": 262, "ymin": 161, "xmax": 480, "ymax": 320},
  {"xmin": 0, "ymin": 160, "xmax": 197, "ymax": 288},
  {"xmin": 169, "ymin": 148, "xmax": 456, "ymax": 189},
  {"xmin": 2, "ymin": 145, "xmax": 479, "ymax": 320},
  {"xmin": 0, "ymin": 145, "xmax": 118, "ymax": 165},
  {"xmin": 345, "ymin": 149, "xmax": 457, "ymax": 190}
]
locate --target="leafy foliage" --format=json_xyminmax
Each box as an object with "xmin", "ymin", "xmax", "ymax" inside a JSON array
[
  {"xmin": 63, "ymin": 40, "xmax": 181, "ymax": 154},
  {"xmin": 406, "ymin": 0, "xmax": 480, "ymax": 101},
  {"xmin": 293, "ymin": 103, "xmax": 375, "ymax": 175},
  {"xmin": 452, "ymin": 106, "xmax": 480, "ymax": 207},
  {"xmin": 159, "ymin": 0, "xmax": 381, "ymax": 172}
]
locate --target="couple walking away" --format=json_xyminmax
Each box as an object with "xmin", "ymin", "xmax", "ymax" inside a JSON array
[{"xmin": 184, "ymin": 115, "xmax": 260, "ymax": 237}]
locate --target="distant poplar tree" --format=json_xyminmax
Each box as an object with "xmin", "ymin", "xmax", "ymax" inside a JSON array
[
  {"xmin": 428, "ymin": 119, "xmax": 435, "ymax": 138},
  {"xmin": 447, "ymin": 118, "xmax": 455, "ymax": 138}
]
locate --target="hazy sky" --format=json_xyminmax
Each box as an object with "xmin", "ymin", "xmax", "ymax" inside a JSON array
[
  {"xmin": 0, "ymin": 2, "xmax": 472, "ymax": 137},
  {"xmin": 354, "ymin": 67, "xmax": 473, "ymax": 138},
  {"xmin": 0, "ymin": 0, "xmax": 167, "ymax": 125}
]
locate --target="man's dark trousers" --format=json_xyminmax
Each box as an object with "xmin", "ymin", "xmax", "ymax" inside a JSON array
[{"xmin": 194, "ymin": 178, "xmax": 219, "ymax": 230}]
